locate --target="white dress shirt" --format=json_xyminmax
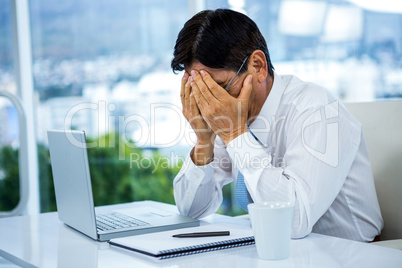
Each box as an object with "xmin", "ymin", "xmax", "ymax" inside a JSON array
[{"xmin": 173, "ymin": 72, "xmax": 383, "ymax": 242}]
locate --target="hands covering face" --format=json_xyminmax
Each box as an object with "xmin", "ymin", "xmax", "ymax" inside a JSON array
[{"xmin": 180, "ymin": 70, "xmax": 253, "ymax": 145}]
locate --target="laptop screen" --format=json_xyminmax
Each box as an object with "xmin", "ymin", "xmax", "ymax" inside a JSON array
[{"xmin": 48, "ymin": 130, "xmax": 98, "ymax": 239}]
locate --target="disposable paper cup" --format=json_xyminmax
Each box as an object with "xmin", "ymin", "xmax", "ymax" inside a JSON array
[{"xmin": 248, "ymin": 202, "xmax": 294, "ymax": 260}]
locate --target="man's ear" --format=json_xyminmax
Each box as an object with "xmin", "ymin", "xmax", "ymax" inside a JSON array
[{"xmin": 248, "ymin": 50, "xmax": 268, "ymax": 83}]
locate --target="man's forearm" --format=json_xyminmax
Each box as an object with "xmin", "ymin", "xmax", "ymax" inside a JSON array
[{"xmin": 191, "ymin": 141, "xmax": 214, "ymax": 166}]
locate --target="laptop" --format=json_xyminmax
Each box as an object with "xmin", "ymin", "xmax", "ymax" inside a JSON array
[{"xmin": 47, "ymin": 129, "xmax": 199, "ymax": 241}]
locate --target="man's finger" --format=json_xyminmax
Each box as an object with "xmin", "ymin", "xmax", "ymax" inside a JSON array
[
  {"xmin": 184, "ymin": 76, "xmax": 191, "ymax": 114},
  {"xmin": 189, "ymin": 92, "xmax": 200, "ymax": 116},
  {"xmin": 199, "ymin": 70, "xmax": 229, "ymax": 101},
  {"xmin": 237, "ymin": 74, "xmax": 253, "ymax": 102},
  {"xmin": 180, "ymin": 72, "xmax": 189, "ymax": 107},
  {"xmin": 191, "ymin": 74, "xmax": 209, "ymax": 108},
  {"xmin": 191, "ymin": 70, "xmax": 216, "ymax": 102}
]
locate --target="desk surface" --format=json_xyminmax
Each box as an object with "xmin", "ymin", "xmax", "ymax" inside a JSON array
[{"xmin": 0, "ymin": 201, "xmax": 401, "ymax": 268}]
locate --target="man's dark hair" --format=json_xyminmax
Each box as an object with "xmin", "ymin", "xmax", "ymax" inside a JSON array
[{"xmin": 171, "ymin": 9, "xmax": 274, "ymax": 77}]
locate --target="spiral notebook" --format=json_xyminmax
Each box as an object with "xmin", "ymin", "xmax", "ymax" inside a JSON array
[{"xmin": 109, "ymin": 223, "xmax": 255, "ymax": 259}]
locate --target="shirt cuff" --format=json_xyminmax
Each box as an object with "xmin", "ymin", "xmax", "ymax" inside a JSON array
[
  {"xmin": 180, "ymin": 147, "xmax": 215, "ymax": 185},
  {"xmin": 226, "ymin": 132, "xmax": 272, "ymax": 172}
]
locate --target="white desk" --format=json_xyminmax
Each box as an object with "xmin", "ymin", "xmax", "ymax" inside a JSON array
[{"xmin": 0, "ymin": 201, "xmax": 401, "ymax": 268}]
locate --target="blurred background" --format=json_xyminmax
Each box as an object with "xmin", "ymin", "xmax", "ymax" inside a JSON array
[{"xmin": 0, "ymin": 0, "xmax": 401, "ymax": 216}]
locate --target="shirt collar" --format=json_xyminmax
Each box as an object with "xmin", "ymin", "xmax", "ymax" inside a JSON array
[{"xmin": 248, "ymin": 72, "xmax": 286, "ymax": 146}]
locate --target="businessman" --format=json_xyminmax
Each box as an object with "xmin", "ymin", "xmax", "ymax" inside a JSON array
[{"xmin": 171, "ymin": 9, "xmax": 383, "ymax": 242}]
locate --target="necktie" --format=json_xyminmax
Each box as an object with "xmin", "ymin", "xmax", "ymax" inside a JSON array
[
  {"xmin": 236, "ymin": 172, "xmax": 252, "ymax": 212},
  {"xmin": 236, "ymin": 126, "xmax": 262, "ymax": 212}
]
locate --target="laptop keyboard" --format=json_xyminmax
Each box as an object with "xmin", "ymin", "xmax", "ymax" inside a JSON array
[{"xmin": 96, "ymin": 212, "xmax": 149, "ymax": 231}]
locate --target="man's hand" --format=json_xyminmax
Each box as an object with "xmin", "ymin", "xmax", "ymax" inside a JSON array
[
  {"xmin": 181, "ymin": 72, "xmax": 216, "ymax": 165},
  {"xmin": 190, "ymin": 70, "xmax": 253, "ymax": 145}
]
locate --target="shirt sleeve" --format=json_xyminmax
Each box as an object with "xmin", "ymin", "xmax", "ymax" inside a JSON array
[
  {"xmin": 173, "ymin": 139, "xmax": 233, "ymax": 219},
  {"xmin": 226, "ymin": 105, "xmax": 361, "ymax": 238}
]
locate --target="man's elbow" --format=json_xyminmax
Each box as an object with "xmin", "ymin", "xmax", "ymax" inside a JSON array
[
  {"xmin": 291, "ymin": 227, "xmax": 311, "ymax": 239},
  {"xmin": 290, "ymin": 215, "xmax": 313, "ymax": 239}
]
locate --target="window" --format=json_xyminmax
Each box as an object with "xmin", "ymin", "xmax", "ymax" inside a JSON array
[
  {"xmin": 30, "ymin": 0, "xmax": 191, "ymax": 212},
  {"xmin": 1, "ymin": 0, "xmax": 401, "ymax": 216},
  {"xmin": 0, "ymin": 0, "xmax": 20, "ymax": 214}
]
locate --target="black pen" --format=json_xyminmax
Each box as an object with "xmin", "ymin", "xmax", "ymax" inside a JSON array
[{"xmin": 172, "ymin": 231, "xmax": 230, "ymax": 238}]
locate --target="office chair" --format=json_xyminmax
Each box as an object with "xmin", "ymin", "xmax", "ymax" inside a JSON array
[{"xmin": 345, "ymin": 101, "xmax": 402, "ymax": 249}]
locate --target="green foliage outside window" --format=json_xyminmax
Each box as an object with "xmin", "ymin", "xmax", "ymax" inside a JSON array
[
  {"xmin": 0, "ymin": 146, "xmax": 20, "ymax": 211},
  {"xmin": 84, "ymin": 133, "xmax": 180, "ymax": 207}
]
